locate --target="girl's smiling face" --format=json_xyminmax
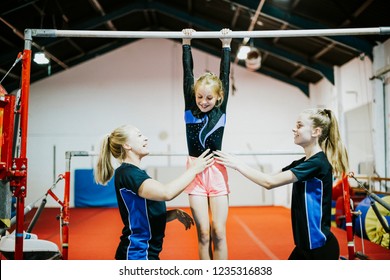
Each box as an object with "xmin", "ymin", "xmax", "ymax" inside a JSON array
[
  {"xmin": 292, "ymin": 113, "xmax": 316, "ymax": 147},
  {"xmin": 195, "ymin": 85, "xmax": 219, "ymax": 113},
  {"xmin": 125, "ymin": 127, "xmax": 149, "ymax": 157}
]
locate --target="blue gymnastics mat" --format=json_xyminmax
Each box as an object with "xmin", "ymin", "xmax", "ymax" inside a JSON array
[{"xmin": 74, "ymin": 169, "xmax": 117, "ymax": 207}]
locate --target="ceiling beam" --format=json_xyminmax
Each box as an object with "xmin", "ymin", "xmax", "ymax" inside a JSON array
[
  {"xmin": 1, "ymin": 0, "xmax": 40, "ymax": 16},
  {"xmin": 250, "ymin": 38, "xmax": 334, "ymax": 83},
  {"xmin": 340, "ymin": 0, "xmax": 375, "ymax": 27},
  {"xmin": 88, "ymin": 0, "xmax": 117, "ymax": 31},
  {"xmin": 0, "ymin": 16, "xmax": 69, "ymax": 70},
  {"xmin": 233, "ymin": 0, "xmax": 374, "ymax": 58}
]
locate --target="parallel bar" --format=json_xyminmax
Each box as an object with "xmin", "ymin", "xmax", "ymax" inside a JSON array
[
  {"xmin": 65, "ymin": 151, "xmax": 303, "ymax": 157},
  {"xmin": 30, "ymin": 27, "xmax": 390, "ymax": 39}
]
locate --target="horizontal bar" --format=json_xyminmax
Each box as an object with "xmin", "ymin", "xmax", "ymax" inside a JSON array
[
  {"xmin": 354, "ymin": 175, "xmax": 390, "ymax": 181},
  {"xmin": 65, "ymin": 150, "xmax": 303, "ymax": 157},
  {"xmin": 29, "ymin": 27, "xmax": 390, "ymax": 39},
  {"xmin": 65, "ymin": 151, "xmax": 93, "ymax": 159},
  {"xmin": 149, "ymin": 152, "xmax": 304, "ymax": 156}
]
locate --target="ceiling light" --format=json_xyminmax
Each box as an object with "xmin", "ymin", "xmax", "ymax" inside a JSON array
[
  {"xmin": 245, "ymin": 48, "xmax": 262, "ymax": 71},
  {"xmin": 33, "ymin": 52, "xmax": 49, "ymax": 64},
  {"xmin": 237, "ymin": 45, "xmax": 251, "ymax": 60}
]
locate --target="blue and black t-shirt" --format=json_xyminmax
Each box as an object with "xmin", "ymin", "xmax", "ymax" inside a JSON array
[
  {"xmin": 114, "ymin": 163, "xmax": 166, "ymax": 260},
  {"xmin": 282, "ymin": 151, "xmax": 333, "ymax": 250}
]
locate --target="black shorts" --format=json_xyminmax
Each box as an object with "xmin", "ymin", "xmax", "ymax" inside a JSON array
[{"xmin": 288, "ymin": 233, "xmax": 340, "ymax": 260}]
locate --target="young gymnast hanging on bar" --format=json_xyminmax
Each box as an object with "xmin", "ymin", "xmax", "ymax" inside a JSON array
[
  {"xmin": 214, "ymin": 108, "xmax": 349, "ymax": 260},
  {"xmin": 94, "ymin": 124, "xmax": 214, "ymax": 260},
  {"xmin": 181, "ymin": 28, "xmax": 232, "ymax": 260}
]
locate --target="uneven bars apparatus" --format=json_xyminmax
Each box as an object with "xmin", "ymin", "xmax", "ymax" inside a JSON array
[{"xmin": 10, "ymin": 26, "xmax": 389, "ymax": 260}]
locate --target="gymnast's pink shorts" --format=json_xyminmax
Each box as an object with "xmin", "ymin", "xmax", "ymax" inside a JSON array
[{"xmin": 184, "ymin": 156, "xmax": 230, "ymax": 196}]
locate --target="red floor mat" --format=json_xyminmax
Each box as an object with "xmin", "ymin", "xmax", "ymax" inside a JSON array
[{"xmin": 2, "ymin": 206, "xmax": 389, "ymax": 260}]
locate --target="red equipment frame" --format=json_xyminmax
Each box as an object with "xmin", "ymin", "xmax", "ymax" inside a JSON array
[
  {"xmin": 0, "ymin": 47, "xmax": 31, "ymax": 259},
  {"xmin": 341, "ymin": 174, "xmax": 356, "ymax": 259},
  {"xmin": 0, "ymin": 94, "xmax": 16, "ymax": 179}
]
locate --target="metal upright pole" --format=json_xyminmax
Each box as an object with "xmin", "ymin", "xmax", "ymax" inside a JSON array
[
  {"xmin": 342, "ymin": 175, "xmax": 356, "ymax": 260},
  {"xmin": 61, "ymin": 151, "xmax": 90, "ymax": 260},
  {"xmin": 61, "ymin": 152, "xmax": 72, "ymax": 260},
  {"xmin": 13, "ymin": 29, "xmax": 32, "ymax": 260}
]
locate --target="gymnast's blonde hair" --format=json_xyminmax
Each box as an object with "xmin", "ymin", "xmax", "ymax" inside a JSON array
[
  {"xmin": 94, "ymin": 124, "xmax": 133, "ymax": 185},
  {"xmin": 303, "ymin": 108, "xmax": 349, "ymax": 177},
  {"xmin": 194, "ymin": 72, "xmax": 224, "ymax": 107}
]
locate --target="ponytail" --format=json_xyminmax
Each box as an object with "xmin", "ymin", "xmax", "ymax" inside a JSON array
[
  {"xmin": 94, "ymin": 125, "xmax": 132, "ymax": 185},
  {"xmin": 94, "ymin": 134, "xmax": 115, "ymax": 185},
  {"xmin": 305, "ymin": 109, "xmax": 349, "ymax": 177}
]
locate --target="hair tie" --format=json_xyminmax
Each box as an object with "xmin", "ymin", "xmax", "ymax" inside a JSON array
[{"xmin": 323, "ymin": 109, "xmax": 331, "ymax": 119}]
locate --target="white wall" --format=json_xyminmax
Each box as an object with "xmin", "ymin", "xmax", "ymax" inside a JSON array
[
  {"xmin": 372, "ymin": 39, "xmax": 390, "ymax": 179},
  {"xmin": 23, "ymin": 37, "xmax": 389, "ymax": 208},
  {"xmin": 310, "ymin": 45, "xmax": 390, "ymax": 179}
]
